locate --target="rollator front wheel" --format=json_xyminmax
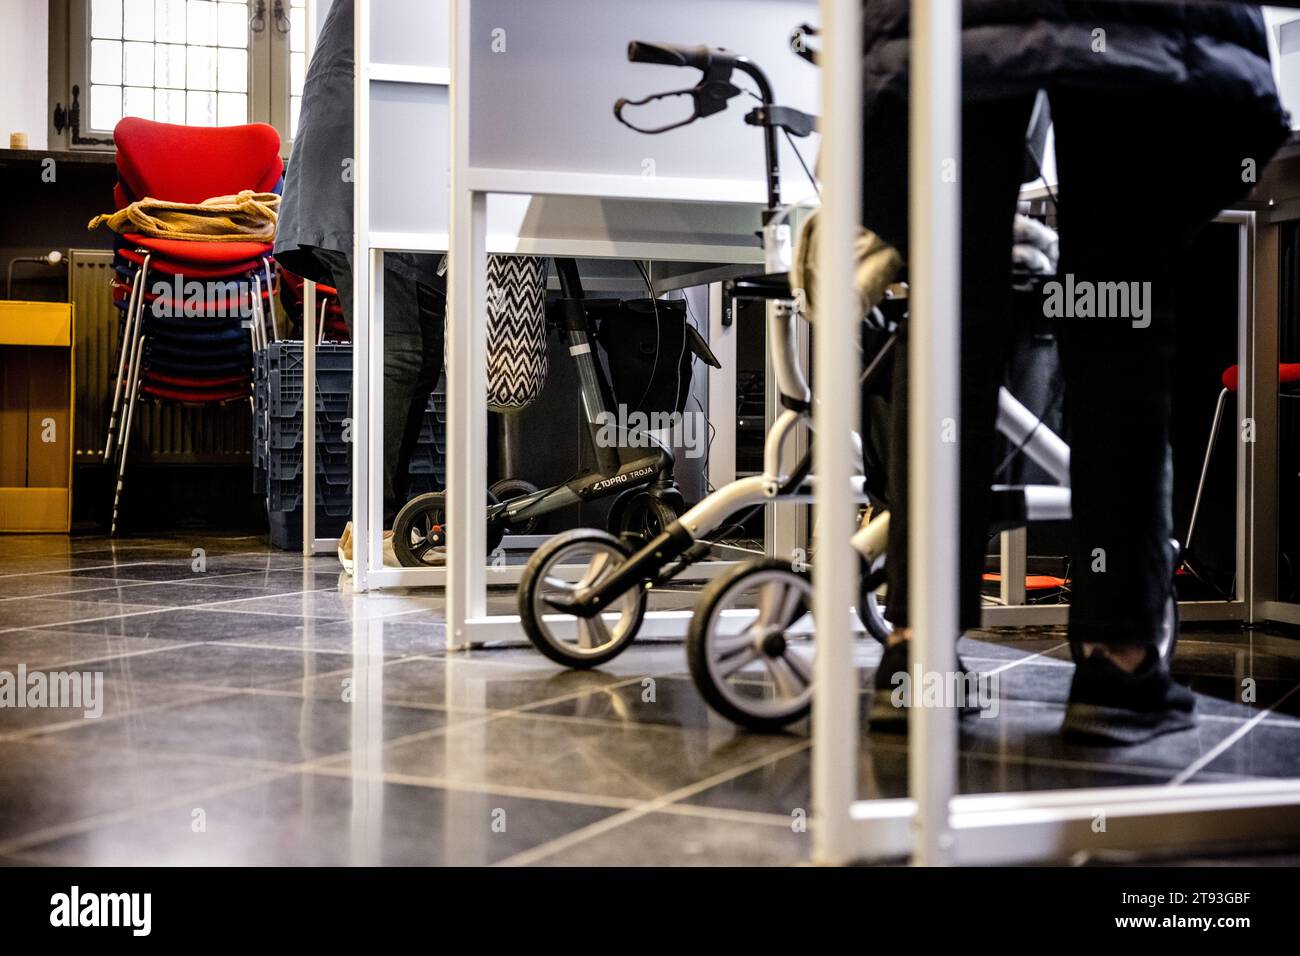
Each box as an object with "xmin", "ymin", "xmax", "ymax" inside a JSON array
[
  {"xmin": 518, "ymin": 529, "xmax": 647, "ymax": 668},
  {"xmin": 392, "ymin": 491, "xmax": 504, "ymax": 567},
  {"xmin": 858, "ymin": 553, "xmax": 894, "ymax": 644},
  {"xmin": 687, "ymin": 559, "xmax": 815, "ymax": 731}
]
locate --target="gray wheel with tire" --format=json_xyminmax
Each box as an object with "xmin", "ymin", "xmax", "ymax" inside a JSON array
[
  {"xmin": 687, "ymin": 559, "xmax": 815, "ymax": 730},
  {"xmin": 518, "ymin": 528, "xmax": 647, "ymax": 668}
]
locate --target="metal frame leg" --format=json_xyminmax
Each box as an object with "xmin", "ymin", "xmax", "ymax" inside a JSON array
[
  {"xmin": 105, "ymin": 255, "xmax": 150, "ymax": 460},
  {"xmin": 1186, "ymin": 386, "xmax": 1229, "ymax": 552},
  {"xmin": 110, "ymin": 332, "xmax": 146, "ymax": 536},
  {"xmin": 811, "ymin": 0, "xmax": 863, "ymax": 866}
]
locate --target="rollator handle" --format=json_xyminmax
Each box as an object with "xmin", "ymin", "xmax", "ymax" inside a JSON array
[{"xmin": 627, "ymin": 41, "xmax": 738, "ymax": 73}]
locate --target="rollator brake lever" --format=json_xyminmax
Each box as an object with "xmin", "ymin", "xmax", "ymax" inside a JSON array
[
  {"xmin": 615, "ymin": 40, "xmax": 744, "ymax": 135},
  {"xmin": 614, "ymin": 80, "xmax": 742, "ymax": 134}
]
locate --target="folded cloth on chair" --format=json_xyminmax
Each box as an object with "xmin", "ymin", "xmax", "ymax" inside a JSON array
[{"xmin": 88, "ymin": 190, "xmax": 279, "ymax": 242}]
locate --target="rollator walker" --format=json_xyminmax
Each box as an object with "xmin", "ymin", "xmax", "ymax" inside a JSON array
[{"xmin": 517, "ymin": 35, "xmax": 1179, "ymax": 730}]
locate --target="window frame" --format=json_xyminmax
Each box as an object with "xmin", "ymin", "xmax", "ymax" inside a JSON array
[{"xmin": 57, "ymin": 0, "xmax": 308, "ymax": 155}]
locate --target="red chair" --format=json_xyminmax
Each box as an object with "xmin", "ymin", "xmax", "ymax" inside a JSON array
[
  {"xmin": 104, "ymin": 118, "xmax": 283, "ymax": 534},
  {"xmin": 1185, "ymin": 362, "xmax": 1300, "ymax": 553},
  {"xmin": 279, "ymin": 268, "xmax": 349, "ymax": 343}
]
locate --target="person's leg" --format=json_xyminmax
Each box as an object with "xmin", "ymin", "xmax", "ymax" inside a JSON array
[
  {"xmin": 381, "ymin": 253, "xmax": 445, "ymax": 527},
  {"xmin": 309, "ymin": 249, "xmax": 444, "ymax": 529},
  {"xmin": 869, "ymin": 92, "xmax": 1034, "ymax": 636},
  {"xmin": 1046, "ymin": 88, "xmax": 1263, "ymax": 741}
]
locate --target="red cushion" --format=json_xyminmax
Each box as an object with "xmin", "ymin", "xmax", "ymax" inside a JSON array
[
  {"xmin": 140, "ymin": 382, "xmax": 250, "ymax": 404},
  {"xmin": 118, "ymin": 246, "xmax": 268, "ymax": 279},
  {"xmin": 114, "ymin": 118, "xmax": 282, "ymax": 204},
  {"xmin": 1222, "ymin": 363, "xmax": 1300, "ymax": 393},
  {"xmin": 122, "ymin": 233, "xmax": 273, "ymax": 264}
]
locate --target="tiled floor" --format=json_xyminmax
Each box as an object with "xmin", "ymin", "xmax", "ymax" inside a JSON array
[{"xmin": 0, "ymin": 533, "xmax": 1298, "ymax": 866}]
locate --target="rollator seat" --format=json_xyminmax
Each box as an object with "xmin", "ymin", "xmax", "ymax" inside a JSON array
[{"xmin": 1220, "ymin": 363, "xmax": 1300, "ymax": 393}]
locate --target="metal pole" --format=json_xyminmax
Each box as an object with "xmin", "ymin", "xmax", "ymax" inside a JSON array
[
  {"xmin": 811, "ymin": 0, "xmax": 862, "ymax": 865},
  {"xmin": 909, "ymin": 0, "xmax": 961, "ymax": 866},
  {"xmin": 351, "ymin": 0, "xmax": 372, "ymax": 590},
  {"xmin": 303, "ymin": 278, "xmax": 317, "ymax": 558},
  {"xmin": 446, "ymin": 0, "xmax": 489, "ymax": 649}
]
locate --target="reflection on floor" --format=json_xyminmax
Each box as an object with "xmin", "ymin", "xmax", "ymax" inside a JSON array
[{"xmin": 0, "ymin": 534, "xmax": 1297, "ymax": 866}]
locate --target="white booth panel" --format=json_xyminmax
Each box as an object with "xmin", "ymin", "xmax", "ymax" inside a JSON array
[
  {"xmin": 372, "ymin": 0, "xmax": 451, "ymax": 71},
  {"xmin": 370, "ymin": 80, "xmax": 451, "ymax": 237},
  {"xmin": 467, "ymin": 0, "xmax": 819, "ymax": 200}
]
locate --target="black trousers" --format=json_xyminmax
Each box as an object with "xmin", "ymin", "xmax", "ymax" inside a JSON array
[
  {"xmin": 312, "ymin": 249, "xmax": 445, "ymax": 527},
  {"xmin": 865, "ymin": 88, "xmax": 1269, "ymax": 645}
]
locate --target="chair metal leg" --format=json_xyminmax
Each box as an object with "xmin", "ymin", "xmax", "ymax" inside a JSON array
[
  {"xmin": 105, "ymin": 256, "xmax": 150, "ymax": 460},
  {"xmin": 110, "ymin": 333, "xmax": 146, "ymax": 536},
  {"xmin": 1185, "ymin": 386, "xmax": 1229, "ymax": 553},
  {"xmin": 261, "ymin": 258, "xmax": 278, "ymax": 343},
  {"xmin": 318, "ymin": 298, "xmax": 328, "ymax": 345}
]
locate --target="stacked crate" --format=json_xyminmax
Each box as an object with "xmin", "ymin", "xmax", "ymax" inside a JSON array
[{"xmin": 253, "ymin": 341, "xmax": 446, "ymax": 549}]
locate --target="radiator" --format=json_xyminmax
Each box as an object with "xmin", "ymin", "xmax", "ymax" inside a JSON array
[{"xmin": 68, "ymin": 250, "xmax": 253, "ymax": 464}]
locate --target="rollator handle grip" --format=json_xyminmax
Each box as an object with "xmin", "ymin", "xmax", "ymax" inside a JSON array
[{"xmin": 627, "ymin": 41, "xmax": 737, "ymax": 73}]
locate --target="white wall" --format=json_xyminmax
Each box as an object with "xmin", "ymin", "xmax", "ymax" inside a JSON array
[
  {"xmin": 0, "ymin": 0, "xmax": 49, "ymax": 149},
  {"xmin": 1265, "ymin": 6, "xmax": 1300, "ymax": 129}
]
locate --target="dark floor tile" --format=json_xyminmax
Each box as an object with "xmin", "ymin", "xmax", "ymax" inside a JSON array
[
  {"xmin": 55, "ymin": 641, "xmax": 355, "ymax": 691},
  {"xmin": 0, "ymin": 631, "xmax": 171, "ymax": 670},
  {"xmin": 0, "ymin": 673, "xmax": 222, "ymax": 738},
  {"xmin": 0, "ymin": 598, "xmax": 163, "ymax": 632},
  {"xmin": 33, "ymin": 691, "xmax": 456, "ymax": 765},
  {"xmin": 22, "ymin": 581, "xmax": 312, "ymax": 609},
  {"xmin": 225, "ymin": 616, "xmax": 447, "ymax": 658},
  {"xmin": 682, "ymin": 736, "xmax": 1184, "ymax": 817},
  {"xmin": 20, "ymin": 774, "xmax": 619, "ymax": 865},
  {"xmin": 528, "ymin": 674, "xmax": 782, "ymax": 729},
  {"xmin": 208, "ymin": 589, "xmax": 443, "ymax": 621},
  {"xmin": 197, "ymin": 568, "xmax": 347, "ymax": 594},
  {"xmin": 1190, "ymin": 717, "xmax": 1300, "ymax": 779},
  {"xmin": 534, "ymin": 809, "xmax": 809, "ymax": 866},
  {"xmin": 270, "ymin": 653, "xmax": 639, "ymax": 713},
  {"xmin": 69, "ymin": 563, "xmax": 262, "ymax": 583},
  {"xmin": 955, "ymin": 697, "xmax": 1250, "ymax": 777},
  {"xmin": 0, "ymin": 574, "xmax": 127, "ymax": 599},
  {"xmin": 0, "ymin": 738, "xmax": 282, "ymax": 848},
  {"xmin": 47, "ymin": 607, "xmax": 330, "ymax": 641},
  {"xmin": 334, "ymin": 713, "xmax": 798, "ymax": 802}
]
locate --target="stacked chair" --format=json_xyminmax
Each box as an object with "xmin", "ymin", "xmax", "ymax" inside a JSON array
[
  {"xmin": 278, "ymin": 268, "xmax": 349, "ymax": 343},
  {"xmin": 103, "ymin": 118, "xmax": 284, "ymax": 534}
]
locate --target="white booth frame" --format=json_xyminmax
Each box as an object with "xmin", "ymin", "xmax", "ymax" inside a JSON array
[
  {"xmin": 343, "ymin": 0, "xmax": 823, "ymax": 625},
  {"xmin": 811, "ymin": 0, "xmax": 1300, "ymax": 865}
]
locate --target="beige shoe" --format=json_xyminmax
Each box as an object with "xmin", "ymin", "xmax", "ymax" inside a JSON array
[
  {"xmin": 338, "ymin": 522, "xmax": 397, "ymax": 574},
  {"xmin": 338, "ymin": 522, "xmax": 354, "ymax": 575}
]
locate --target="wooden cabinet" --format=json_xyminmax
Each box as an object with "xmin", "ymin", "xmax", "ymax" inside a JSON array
[{"xmin": 0, "ymin": 301, "xmax": 75, "ymax": 532}]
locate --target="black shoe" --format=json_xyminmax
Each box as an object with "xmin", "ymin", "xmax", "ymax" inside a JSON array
[
  {"xmin": 868, "ymin": 641, "xmax": 981, "ymax": 734},
  {"xmin": 1062, "ymin": 647, "xmax": 1196, "ymax": 745}
]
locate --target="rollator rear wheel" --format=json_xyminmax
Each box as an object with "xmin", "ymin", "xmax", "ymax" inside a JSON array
[
  {"xmin": 392, "ymin": 491, "xmax": 504, "ymax": 567},
  {"xmin": 687, "ymin": 559, "xmax": 815, "ymax": 731},
  {"xmin": 518, "ymin": 529, "xmax": 647, "ymax": 668},
  {"xmin": 858, "ymin": 553, "xmax": 894, "ymax": 645},
  {"xmin": 489, "ymin": 477, "xmax": 541, "ymax": 536},
  {"xmin": 608, "ymin": 490, "xmax": 680, "ymax": 542}
]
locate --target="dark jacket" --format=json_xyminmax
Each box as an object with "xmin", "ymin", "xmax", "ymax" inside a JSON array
[
  {"xmin": 273, "ymin": 0, "xmax": 355, "ymax": 284},
  {"xmin": 862, "ymin": 0, "xmax": 1287, "ymax": 129}
]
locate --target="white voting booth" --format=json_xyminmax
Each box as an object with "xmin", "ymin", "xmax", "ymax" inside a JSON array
[
  {"xmin": 340, "ymin": 0, "xmax": 820, "ymax": 602},
  {"xmin": 334, "ymin": 0, "xmax": 1300, "ymax": 864}
]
